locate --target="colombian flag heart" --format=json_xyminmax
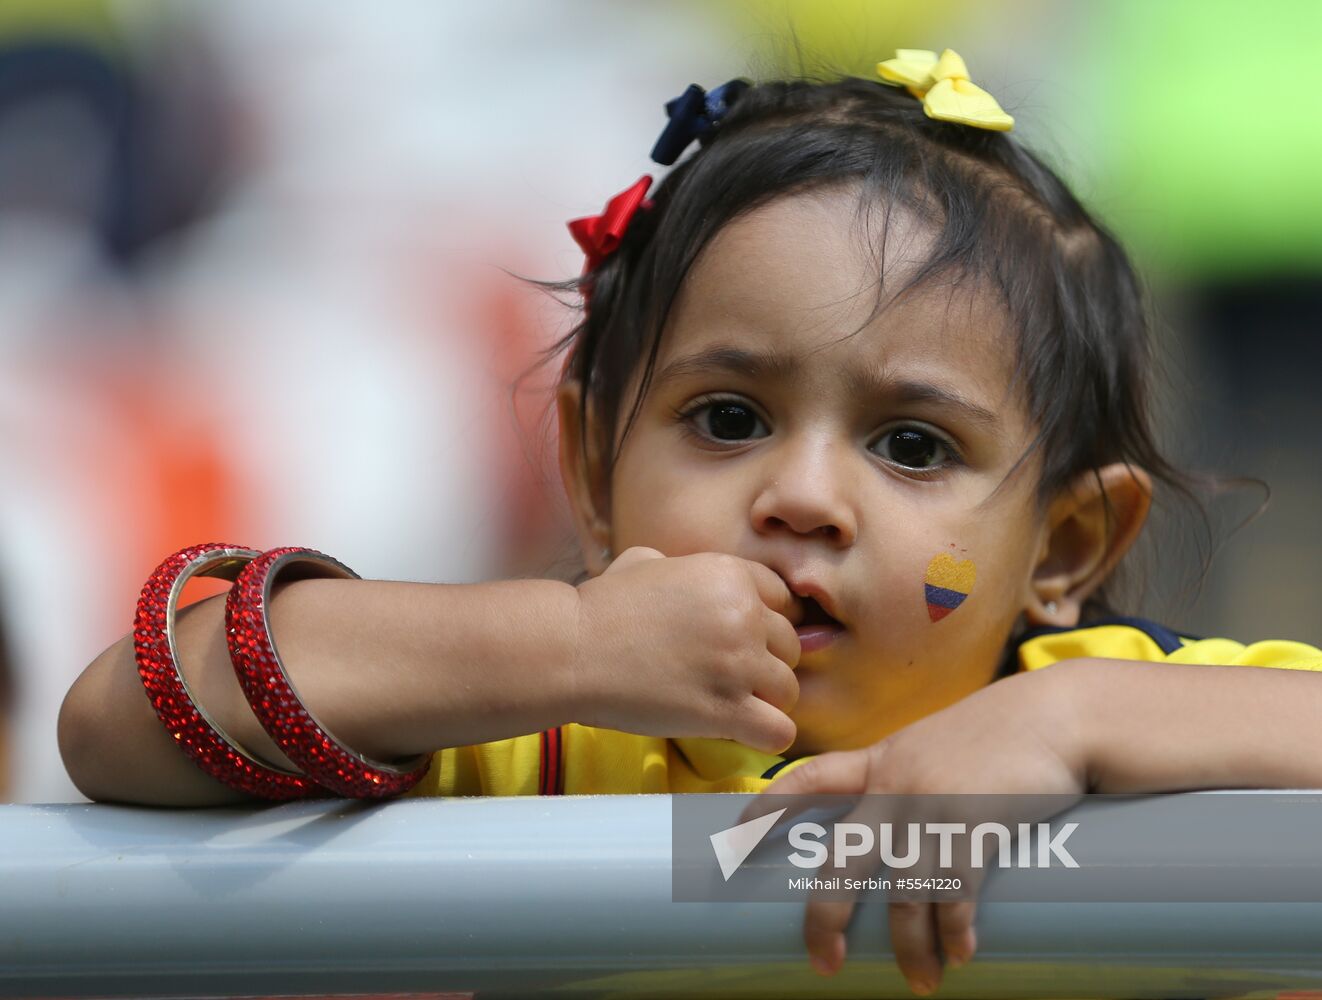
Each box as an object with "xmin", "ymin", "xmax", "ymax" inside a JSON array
[{"xmin": 925, "ymin": 554, "xmax": 975, "ymax": 622}]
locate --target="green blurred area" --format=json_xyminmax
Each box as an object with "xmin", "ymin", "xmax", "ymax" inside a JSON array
[
  {"xmin": 1099, "ymin": 0, "xmax": 1322, "ymax": 279},
  {"xmin": 0, "ymin": 0, "xmax": 123, "ymax": 57},
  {"xmin": 725, "ymin": 0, "xmax": 1322, "ymax": 279}
]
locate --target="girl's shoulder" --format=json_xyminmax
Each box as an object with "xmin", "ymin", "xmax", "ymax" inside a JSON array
[{"xmin": 1014, "ymin": 617, "xmax": 1322, "ymax": 673}]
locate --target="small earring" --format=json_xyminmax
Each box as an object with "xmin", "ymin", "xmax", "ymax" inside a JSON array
[{"xmin": 1044, "ymin": 600, "xmax": 1058, "ymax": 616}]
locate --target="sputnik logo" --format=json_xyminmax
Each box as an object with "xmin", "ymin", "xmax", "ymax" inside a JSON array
[{"xmin": 709, "ymin": 808, "xmax": 787, "ymax": 881}]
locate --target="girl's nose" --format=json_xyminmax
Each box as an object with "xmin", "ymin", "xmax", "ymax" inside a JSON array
[{"xmin": 749, "ymin": 438, "xmax": 858, "ymax": 547}]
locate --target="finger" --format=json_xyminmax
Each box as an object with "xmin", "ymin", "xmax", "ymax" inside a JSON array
[
  {"xmin": 738, "ymin": 751, "xmax": 869, "ymax": 825},
  {"xmin": 732, "ymin": 695, "xmax": 796, "ymax": 756},
  {"xmin": 740, "ymin": 559, "xmax": 803, "ymax": 622},
  {"xmin": 762, "ymin": 605, "xmax": 801, "ymax": 668},
  {"xmin": 803, "ymin": 897, "xmax": 854, "ymax": 977},
  {"xmin": 888, "ymin": 899, "xmax": 942, "ymax": 996},
  {"xmin": 766, "ymin": 749, "xmax": 870, "ymax": 797},
  {"xmin": 602, "ymin": 545, "xmax": 664, "ymax": 574},
  {"xmin": 813, "ymin": 798, "xmax": 893, "ymax": 980},
  {"xmin": 753, "ymin": 653, "xmax": 799, "ymax": 714},
  {"xmin": 935, "ymin": 899, "xmax": 978, "ymax": 969}
]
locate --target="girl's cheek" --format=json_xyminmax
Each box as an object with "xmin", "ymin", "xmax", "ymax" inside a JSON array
[
  {"xmin": 857, "ymin": 565, "xmax": 929, "ymax": 650},
  {"xmin": 858, "ymin": 541, "xmax": 983, "ymax": 648},
  {"xmin": 875, "ymin": 534, "xmax": 974, "ymax": 600}
]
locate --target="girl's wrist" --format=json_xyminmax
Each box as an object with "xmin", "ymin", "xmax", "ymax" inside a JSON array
[
  {"xmin": 561, "ymin": 578, "xmax": 613, "ymax": 731},
  {"xmin": 506, "ymin": 578, "xmax": 585, "ymax": 734},
  {"xmin": 1013, "ymin": 658, "xmax": 1101, "ymax": 792}
]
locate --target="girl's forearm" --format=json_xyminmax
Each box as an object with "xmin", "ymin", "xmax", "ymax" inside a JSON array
[
  {"xmin": 58, "ymin": 577, "xmax": 581, "ymax": 805},
  {"xmin": 1053, "ymin": 658, "xmax": 1322, "ymax": 792}
]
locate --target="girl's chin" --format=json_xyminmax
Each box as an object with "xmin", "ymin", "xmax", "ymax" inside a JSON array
[
  {"xmin": 782, "ymin": 712, "xmax": 861, "ymax": 759},
  {"xmin": 786, "ymin": 695, "xmax": 907, "ymax": 758}
]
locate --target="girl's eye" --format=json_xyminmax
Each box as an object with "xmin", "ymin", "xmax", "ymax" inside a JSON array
[
  {"xmin": 873, "ymin": 427, "xmax": 952, "ymax": 470},
  {"xmin": 681, "ymin": 398, "xmax": 767, "ymax": 442}
]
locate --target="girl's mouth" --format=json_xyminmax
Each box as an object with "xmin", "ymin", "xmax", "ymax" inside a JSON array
[{"xmin": 795, "ymin": 597, "xmax": 845, "ymax": 654}]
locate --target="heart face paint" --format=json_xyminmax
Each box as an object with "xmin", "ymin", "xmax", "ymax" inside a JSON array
[{"xmin": 925, "ymin": 553, "xmax": 976, "ymax": 622}]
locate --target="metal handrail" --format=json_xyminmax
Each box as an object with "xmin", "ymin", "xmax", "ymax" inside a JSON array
[{"xmin": 3, "ymin": 794, "xmax": 1322, "ymax": 998}]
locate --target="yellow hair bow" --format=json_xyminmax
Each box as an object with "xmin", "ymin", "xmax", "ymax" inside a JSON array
[{"xmin": 876, "ymin": 48, "xmax": 1013, "ymax": 132}]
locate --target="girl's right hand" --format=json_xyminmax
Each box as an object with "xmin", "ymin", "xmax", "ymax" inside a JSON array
[{"xmin": 571, "ymin": 546, "xmax": 803, "ymax": 754}]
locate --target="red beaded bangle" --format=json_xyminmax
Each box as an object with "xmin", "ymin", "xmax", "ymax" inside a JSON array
[
  {"xmin": 134, "ymin": 543, "xmax": 328, "ymax": 800},
  {"xmin": 225, "ymin": 547, "xmax": 432, "ymax": 798}
]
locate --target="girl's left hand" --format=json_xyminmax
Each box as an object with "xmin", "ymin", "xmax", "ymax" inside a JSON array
[{"xmin": 741, "ymin": 664, "xmax": 1089, "ymax": 996}]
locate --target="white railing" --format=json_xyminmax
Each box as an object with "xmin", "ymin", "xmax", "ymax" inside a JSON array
[{"xmin": 3, "ymin": 794, "xmax": 1322, "ymax": 998}]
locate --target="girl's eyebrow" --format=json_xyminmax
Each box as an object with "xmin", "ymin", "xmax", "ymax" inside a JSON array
[
  {"xmin": 653, "ymin": 344, "xmax": 1001, "ymax": 429},
  {"xmin": 860, "ymin": 371, "xmax": 1002, "ymax": 430},
  {"xmin": 654, "ymin": 345, "xmax": 798, "ymax": 385}
]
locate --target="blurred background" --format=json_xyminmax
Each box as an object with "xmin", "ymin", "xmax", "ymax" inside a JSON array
[{"xmin": 0, "ymin": 0, "xmax": 1317, "ymax": 802}]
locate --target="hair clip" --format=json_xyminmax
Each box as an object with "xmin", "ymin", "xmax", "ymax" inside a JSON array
[
  {"xmin": 566, "ymin": 174, "xmax": 654, "ymax": 276},
  {"xmin": 876, "ymin": 48, "xmax": 1013, "ymax": 132},
  {"xmin": 650, "ymin": 78, "xmax": 749, "ymax": 166}
]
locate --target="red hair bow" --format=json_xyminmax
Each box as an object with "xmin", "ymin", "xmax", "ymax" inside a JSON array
[{"xmin": 567, "ymin": 174, "xmax": 654, "ymax": 275}]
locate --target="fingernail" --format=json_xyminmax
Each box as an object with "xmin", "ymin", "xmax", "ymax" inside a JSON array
[
  {"xmin": 909, "ymin": 977, "xmax": 936, "ymax": 996},
  {"xmin": 946, "ymin": 951, "xmax": 968, "ymax": 968},
  {"xmin": 810, "ymin": 953, "xmax": 835, "ymax": 976}
]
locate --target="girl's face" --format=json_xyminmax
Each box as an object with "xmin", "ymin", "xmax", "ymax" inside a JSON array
[{"xmin": 595, "ymin": 187, "xmax": 1057, "ymax": 755}]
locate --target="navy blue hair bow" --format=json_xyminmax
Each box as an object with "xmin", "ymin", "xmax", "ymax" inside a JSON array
[{"xmin": 649, "ymin": 78, "xmax": 750, "ymax": 166}]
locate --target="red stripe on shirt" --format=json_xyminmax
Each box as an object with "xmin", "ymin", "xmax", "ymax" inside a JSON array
[
  {"xmin": 544, "ymin": 727, "xmax": 562, "ymax": 796},
  {"xmin": 539, "ymin": 727, "xmax": 564, "ymax": 795}
]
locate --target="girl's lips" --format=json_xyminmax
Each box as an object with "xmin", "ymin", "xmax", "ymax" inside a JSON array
[{"xmin": 795, "ymin": 623, "xmax": 844, "ymax": 654}]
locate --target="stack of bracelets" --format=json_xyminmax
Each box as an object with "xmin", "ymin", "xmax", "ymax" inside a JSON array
[{"xmin": 134, "ymin": 543, "xmax": 431, "ymax": 799}]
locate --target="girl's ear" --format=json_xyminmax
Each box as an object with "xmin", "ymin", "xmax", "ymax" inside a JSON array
[
  {"xmin": 1026, "ymin": 464, "xmax": 1153, "ymax": 627},
  {"xmin": 556, "ymin": 380, "xmax": 614, "ymax": 577}
]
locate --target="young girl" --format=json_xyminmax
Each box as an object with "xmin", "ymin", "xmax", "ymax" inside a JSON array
[{"xmin": 58, "ymin": 50, "xmax": 1322, "ymax": 997}]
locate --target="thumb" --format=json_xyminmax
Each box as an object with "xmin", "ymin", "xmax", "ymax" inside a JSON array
[
  {"xmin": 767, "ymin": 751, "xmax": 871, "ymax": 796},
  {"xmin": 601, "ymin": 545, "xmax": 664, "ymax": 575},
  {"xmin": 738, "ymin": 751, "xmax": 871, "ymax": 826}
]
